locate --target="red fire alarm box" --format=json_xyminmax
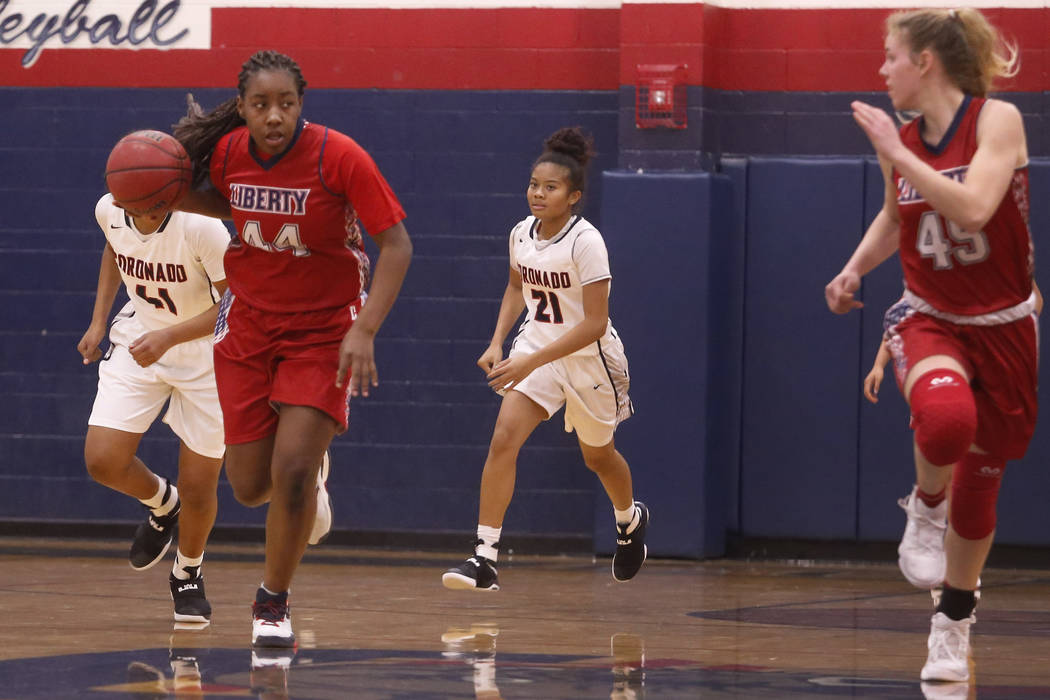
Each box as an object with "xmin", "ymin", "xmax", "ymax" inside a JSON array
[{"xmin": 635, "ymin": 64, "xmax": 687, "ymax": 129}]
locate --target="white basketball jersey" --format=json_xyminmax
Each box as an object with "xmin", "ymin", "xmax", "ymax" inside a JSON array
[
  {"xmin": 509, "ymin": 215, "xmax": 618, "ymax": 358},
  {"xmin": 95, "ymin": 194, "xmax": 230, "ymax": 332}
]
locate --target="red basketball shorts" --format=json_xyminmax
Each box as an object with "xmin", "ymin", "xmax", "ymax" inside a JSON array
[
  {"xmin": 213, "ymin": 293, "xmax": 361, "ymax": 444},
  {"xmin": 888, "ymin": 312, "xmax": 1038, "ymax": 460}
]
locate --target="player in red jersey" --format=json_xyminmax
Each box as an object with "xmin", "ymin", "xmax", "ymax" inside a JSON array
[
  {"xmin": 172, "ymin": 51, "xmax": 412, "ymax": 651},
  {"xmin": 824, "ymin": 9, "xmax": 1035, "ymax": 684}
]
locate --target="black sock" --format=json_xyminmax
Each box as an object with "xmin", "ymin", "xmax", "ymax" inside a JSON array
[{"xmin": 937, "ymin": 584, "xmax": 976, "ymax": 621}]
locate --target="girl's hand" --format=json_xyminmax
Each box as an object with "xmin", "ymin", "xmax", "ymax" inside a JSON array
[
  {"xmin": 851, "ymin": 101, "xmax": 907, "ymax": 162},
  {"xmin": 337, "ymin": 325, "xmax": 378, "ymax": 397},
  {"xmin": 863, "ymin": 365, "xmax": 884, "ymax": 404},
  {"xmin": 825, "ymin": 270, "xmax": 864, "ymax": 314},
  {"xmin": 476, "ymin": 343, "xmax": 503, "ymax": 373},
  {"xmin": 77, "ymin": 325, "xmax": 106, "ymax": 365},
  {"xmin": 486, "ymin": 354, "xmax": 536, "ymax": 392},
  {"xmin": 129, "ymin": 329, "xmax": 174, "ymax": 367}
]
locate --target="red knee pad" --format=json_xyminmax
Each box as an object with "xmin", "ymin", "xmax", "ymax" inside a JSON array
[
  {"xmin": 909, "ymin": 369, "xmax": 976, "ymax": 466},
  {"xmin": 951, "ymin": 452, "xmax": 1006, "ymax": 540}
]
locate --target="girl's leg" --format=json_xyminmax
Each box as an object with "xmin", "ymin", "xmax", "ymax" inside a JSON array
[
  {"xmin": 84, "ymin": 426, "xmax": 157, "ymax": 499},
  {"xmin": 577, "ymin": 437, "xmax": 633, "ymax": 511},
  {"xmin": 477, "ymin": 391, "xmax": 547, "ymax": 528},
  {"xmin": 580, "ymin": 436, "xmax": 648, "ymax": 582},
  {"xmin": 225, "ymin": 435, "xmax": 277, "ymax": 507},
  {"xmin": 944, "ymin": 528, "xmax": 993, "ymax": 591},
  {"xmin": 442, "ymin": 392, "xmax": 545, "ymax": 591},
  {"xmin": 262, "ymin": 405, "xmax": 338, "ymax": 593},
  {"xmin": 87, "ymin": 425, "xmax": 182, "ymax": 570},
  {"xmin": 173, "ymin": 442, "xmax": 223, "ymax": 559}
]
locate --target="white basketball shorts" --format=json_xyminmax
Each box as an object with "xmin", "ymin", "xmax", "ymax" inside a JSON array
[
  {"xmin": 507, "ymin": 335, "xmax": 633, "ymax": 447},
  {"xmin": 88, "ymin": 308, "xmax": 225, "ymax": 459}
]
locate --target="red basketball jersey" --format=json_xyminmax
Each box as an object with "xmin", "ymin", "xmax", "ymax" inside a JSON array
[
  {"xmin": 211, "ymin": 120, "xmax": 405, "ymax": 312},
  {"xmin": 895, "ymin": 96, "xmax": 1034, "ymax": 316}
]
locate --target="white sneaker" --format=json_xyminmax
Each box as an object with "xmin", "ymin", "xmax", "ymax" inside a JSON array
[
  {"xmin": 308, "ymin": 450, "xmax": 332, "ymax": 546},
  {"xmin": 252, "ymin": 589, "xmax": 295, "ymax": 648},
  {"xmin": 898, "ymin": 486, "xmax": 947, "ymax": 588},
  {"xmin": 920, "ymin": 612, "xmax": 974, "ymax": 682}
]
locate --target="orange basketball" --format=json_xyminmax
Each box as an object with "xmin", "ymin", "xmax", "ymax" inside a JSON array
[{"xmin": 104, "ymin": 130, "xmax": 192, "ymax": 217}]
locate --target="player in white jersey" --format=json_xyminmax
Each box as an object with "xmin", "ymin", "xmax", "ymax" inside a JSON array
[
  {"xmin": 77, "ymin": 192, "xmax": 230, "ymax": 623},
  {"xmin": 442, "ymin": 127, "xmax": 648, "ymax": 592}
]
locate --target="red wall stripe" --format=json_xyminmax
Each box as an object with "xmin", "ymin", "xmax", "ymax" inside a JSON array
[{"xmin": 1, "ymin": 5, "xmax": 1045, "ymax": 92}]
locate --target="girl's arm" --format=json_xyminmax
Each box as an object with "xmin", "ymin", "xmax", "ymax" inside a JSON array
[
  {"xmin": 852, "ymin": 99, "xmax": 1025, "ymax": 232},
  {"xmin": 825, "ymin": 156, "xmax": 901, "ymax": 313},
  {"xmin": 486, "ymin": 279, "xmax": 609, "ymax": 391},
  {"xmin": 863, "ymin": 337, "xmax": 893, "ymax": 404},
  {"xmin": 336, "ymin": 221, "xmax": 413, "ymax": 395},
  {"xmin": 77, "ymin": 243, "xmax": 123, "ymax": 364},
  {"xmin": 179, "ymin": 188, "xmax": 233, "ymax": 220},
  {"xmin": 127, "ymin": 280, "xmax": 229, "ymax": 367},
  {"xmin": 478, "ymin": 268, "xmax": 527, "ymax": 372}
]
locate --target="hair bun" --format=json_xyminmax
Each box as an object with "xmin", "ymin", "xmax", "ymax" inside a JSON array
[{"xmin": 544, "ymin": 127, "xmax": 594, "ymax": 168}]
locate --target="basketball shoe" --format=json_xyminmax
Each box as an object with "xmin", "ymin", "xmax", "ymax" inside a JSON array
[
  {"xmin": 921, "ymin": 612, "xmax": 975, "ymax": 682},
  {"xmin": 252, "ymin": 588, "xmax": 295, "ymax": 648},
  {"xmin": 442, "ymin": 554, "xmax": 500, "ymax": 591},
  {"xmin": 170, "ymin": 568, "xmax": 211, "ymax": 623},
  {"xmin": 897, "ymin": 487, "xmax": 947, "ymax": 589},
  {"xmin": 613, "ymin": 501, "xmax": 649, "ymax": 582},
  {"xmin": 308, "ymin": 450, "xmax": 332, "ymax": 546},
  {"xmin": 129, "ymin": 480, "xmax": 180, "ymax": 571}
]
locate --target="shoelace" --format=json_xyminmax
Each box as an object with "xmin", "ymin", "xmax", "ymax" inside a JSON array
[
  {"xmin": 252, "ymin": 600, "xmax": 288, "ymax": 623},
  {"xmin": 928, "ymin": 621, "xmax": 969, "ymax": 664},
  {"xmin": 900, "ymin": 498, "xmax": 946, "ymax": 553}
]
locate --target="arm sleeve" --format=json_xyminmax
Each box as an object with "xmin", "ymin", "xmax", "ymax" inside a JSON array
[
  {"xmin": 508, "ymin": 220, "xmax": 528, "ymax": 270},
  {"xmin": 572, "ymin": 228, "xmax": 612, "ymax": 285},
  {"xmin": 95, "ymin": 193, "xmax": 112, "ymax": 231},
  {"xmin": 189, "ymin": 215, "xmax": 231, "ymax": 283},
  {"xmin": 327, "ymin": 131, "xmax": 406, "ymax": 235}
]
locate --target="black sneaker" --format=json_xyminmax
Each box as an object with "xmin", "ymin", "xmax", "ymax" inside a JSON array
[
  {"xmin": 442, "ymin": 555, "xmax": 500, "ymax": 591},
  {"xmin": 170, "ymin": 569, "xmax": 211, "ymax": 623},
  {"xmin": 612, "ymin": 501, "xmax": 649, "ymax": 582},
  {"xmin": 129, "ymin": 482, "xmax": 180, "ymax": 571}
]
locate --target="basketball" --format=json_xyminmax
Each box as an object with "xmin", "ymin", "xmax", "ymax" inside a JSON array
[{"xmin": 104, "ymin": 130, "xmax": 192, "ymax": 217}]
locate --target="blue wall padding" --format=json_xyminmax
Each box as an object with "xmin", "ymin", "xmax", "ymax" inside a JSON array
[
  {"xmin": 598, "ymin": 170, "xmax": 734, "ymax": 558},
  {"xmin": 856, "ymin": 158, "xmax": 916, "ymax": 540},
  {"xmin": 994, "ymin": 159, "xmax": 1050, "ymax": 545},
  {"xmin": 739, "ymin": 158, "xmax": 864, "ymax": 538},
  {"xmin": 717, "ymin": 158, "xmax": 751, "ymax": 536}
]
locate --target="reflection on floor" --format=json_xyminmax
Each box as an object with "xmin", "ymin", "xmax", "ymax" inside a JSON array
[{"xmin": 1, "ymin": 538, "xmax": 1048, "ymax": 699}]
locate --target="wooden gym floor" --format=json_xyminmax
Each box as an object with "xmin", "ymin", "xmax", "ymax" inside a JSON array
[{"xmin": 1, "ymin": 537, "xmax": 1049, "ymax": 699}]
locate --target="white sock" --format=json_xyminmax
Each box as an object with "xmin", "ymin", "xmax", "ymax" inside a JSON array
[
  {"xmin": 475, "ymin": 525, "xmax": 502, "ymax": 563},
  {"xmin": 614, "ymin": 503, "xmax": 638, "ymax": 532},
  {"xmin": 140, "ymin": 476, "xmax": 178, "ymax": 516},
  {"xmin": 172, "ymin": 550, "xmax": 203, "ymax": 580}
]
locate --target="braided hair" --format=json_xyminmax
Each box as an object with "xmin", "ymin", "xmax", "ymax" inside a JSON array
[{"xmin": 173, "ymin": 50, "xmax": 308, "ymax": 188}]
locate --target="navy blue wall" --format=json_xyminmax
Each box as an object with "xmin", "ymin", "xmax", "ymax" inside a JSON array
[
  {"xmin": 3, "ymin": 86, "xmax": 1049, "ymax": 556},
  {"xmin": 0, "ymin": 87, "xmax": 620, "ymax": 550}
]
